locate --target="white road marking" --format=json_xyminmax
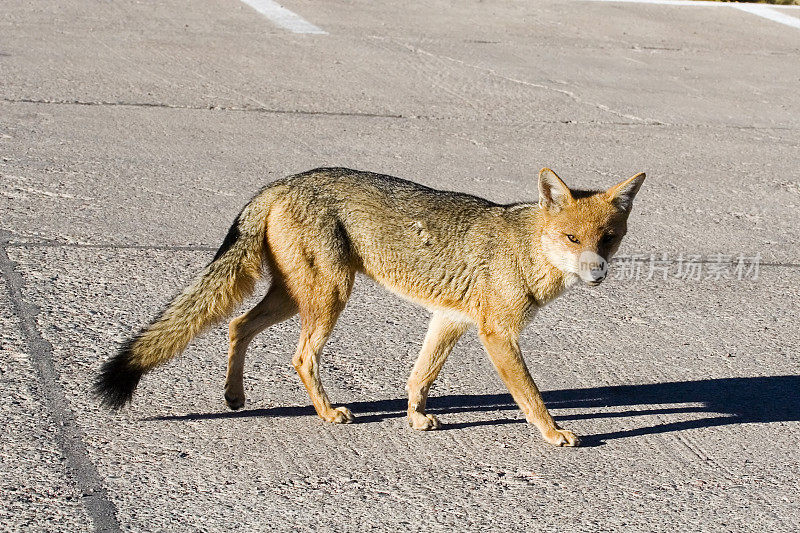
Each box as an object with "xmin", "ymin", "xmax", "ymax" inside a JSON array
[
  {"xmin": 239, "ymin": 0, "xmax": 327, "ymax": 34},
  {"xmin": 732, "ymin": 3, "xmax": 800, "ymax": 30},
  {"xmin": 584, "ymin": 0, "xmax": 727, "ymax": 6},
  {"xmin": 582, "ymin": 0, "xmax": 800, "ymax": 29}
]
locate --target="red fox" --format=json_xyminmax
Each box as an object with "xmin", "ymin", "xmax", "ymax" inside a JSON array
[{"xmin": 96, "ymin": 167, "xmax": 645, "ymax": 447}]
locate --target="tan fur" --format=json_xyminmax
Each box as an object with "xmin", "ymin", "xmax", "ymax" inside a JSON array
[{"xmin": 99, "ymin": 167, "xmax": 645, "ymax": 447}]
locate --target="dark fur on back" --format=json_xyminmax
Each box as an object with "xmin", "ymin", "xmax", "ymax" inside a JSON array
[{"xmin": 212, "ymin": 212, "xmax": 242, "ymax": 262}]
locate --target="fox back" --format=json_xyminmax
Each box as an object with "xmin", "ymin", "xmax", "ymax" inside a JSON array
[{"xmin": 265, "ymin": 167, "xmax": 643, "ymax": 321}]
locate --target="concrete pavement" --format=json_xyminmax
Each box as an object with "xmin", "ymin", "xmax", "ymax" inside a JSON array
[{"xmin": 1, "ymin": 1, "xmax": 799, "ymax": 531}]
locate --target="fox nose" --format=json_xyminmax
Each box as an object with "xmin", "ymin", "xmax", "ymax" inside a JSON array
[
  {"xmin": 578, "ymin": 251, "xmax": 608, "ymax": 285},
  {"xmin": 586, "ymin": 273, "xmax": 606, "ymax": 286}
]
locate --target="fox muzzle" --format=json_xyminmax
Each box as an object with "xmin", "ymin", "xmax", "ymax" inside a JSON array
[{"xmin": 578, "ymin": 251, "xmax": 608, "ymax": 286}]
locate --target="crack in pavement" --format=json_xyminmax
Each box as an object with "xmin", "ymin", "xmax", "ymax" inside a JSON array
[
  {"xmin": 0, "ymin": 233, "xmax": 121, "ymax": 533},
  {"xmin": 369, "ymin": 35, "xmax": 666, "ymax": 125},
  {"xmin": 3, "ymin": 97, "xmax": 798, "ymax": 139},
  {"xmin": 0, "ymin": 97, "xmax": 405, "ymax": 120},
  {"xmin": 0, "ymin": 96, "xmax": 643, "ymax": 126},
  {"xmin": 364, "ymin": 36, "xmax": 800, "ymax": 141}
]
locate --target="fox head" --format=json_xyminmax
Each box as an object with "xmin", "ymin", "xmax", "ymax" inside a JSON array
[{"xmin": 538, "ymin": 168, "xmax": 645, "ymax": 286}]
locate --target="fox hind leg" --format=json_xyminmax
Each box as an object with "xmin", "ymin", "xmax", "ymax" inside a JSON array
[
  {"xmin": 289, "ymin": 271, "xmax": 355, "ymax": 424},
  {"xmin": 225, "ymin": 282, "xmax": 297, "ymax": 409},
  {"xmin": 406, "ymin": 312, "xmax": 469, "ymax": 430}
]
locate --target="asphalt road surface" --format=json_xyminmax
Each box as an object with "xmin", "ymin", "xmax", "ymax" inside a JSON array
[{"xmin": 2, "ymin": 1, "xmax": 799, "ymax": 531}]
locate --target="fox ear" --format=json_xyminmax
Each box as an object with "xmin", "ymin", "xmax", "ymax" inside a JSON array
[
  {"xmin": 606, "ymin": 172, "xmax": 645, "ymax": 212},
  {"xmin": 538, "ymin": 168, "xmax": 574, "ymax": 211}
]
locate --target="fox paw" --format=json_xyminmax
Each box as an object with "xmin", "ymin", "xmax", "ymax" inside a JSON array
[
  {"xmin": 322, "ymin": 406, "xmax": 354, "ymax": 424},
  {"xmin": 408, "ymin": 412, "xmax": 442, "ymax": 431},
  {"xmin": 544, "ymin": 428, "xmax": 580, "ymax": 447},
  {"xmin": 224, "ymin": 391, "xmax": 245, "ymax": 411}
]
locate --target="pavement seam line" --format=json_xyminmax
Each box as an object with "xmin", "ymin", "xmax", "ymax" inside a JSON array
[
  {"xmin": 0, "ymin": 239, "xmax": 122, "ymax": 533},
  {"xmin": 3, "ymin": 240, "xmax": 799, "ymax": 269},
  {"xmin": 3, "ymin": 241, "xmax": 218, "ymax": 253}
]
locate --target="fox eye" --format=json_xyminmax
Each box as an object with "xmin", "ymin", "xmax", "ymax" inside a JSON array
[{"xmin": 566, "ymin": 234, "xmax": 580, "ymax": 244}]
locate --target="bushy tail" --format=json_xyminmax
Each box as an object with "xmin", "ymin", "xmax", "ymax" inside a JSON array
[{"xmin": 94, "ymin": 191, "xmax": 271, "ymax": 408}]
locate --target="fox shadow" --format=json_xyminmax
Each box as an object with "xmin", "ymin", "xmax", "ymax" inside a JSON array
[{"xmin": 148, "ymin": 376, "xmax": 799, "ymax": 445}]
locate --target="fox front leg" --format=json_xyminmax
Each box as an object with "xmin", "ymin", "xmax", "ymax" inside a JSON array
[
  {"xmin": 478, "ymin": 330, "xmax": 579, "ymax": 447},
  {"xmin": 406, "ymin": 312, "xmax": 469, "ymax": 430}
]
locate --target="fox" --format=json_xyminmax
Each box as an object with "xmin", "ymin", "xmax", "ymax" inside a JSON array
[{"xmin": 95, "ymin": 167, "xmax": 645, "ymax": 447}]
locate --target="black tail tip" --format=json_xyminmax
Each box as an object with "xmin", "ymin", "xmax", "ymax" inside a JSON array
[{"xmin": 94, "ymin": 343, "xmax": 143, "ymax": 410}]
